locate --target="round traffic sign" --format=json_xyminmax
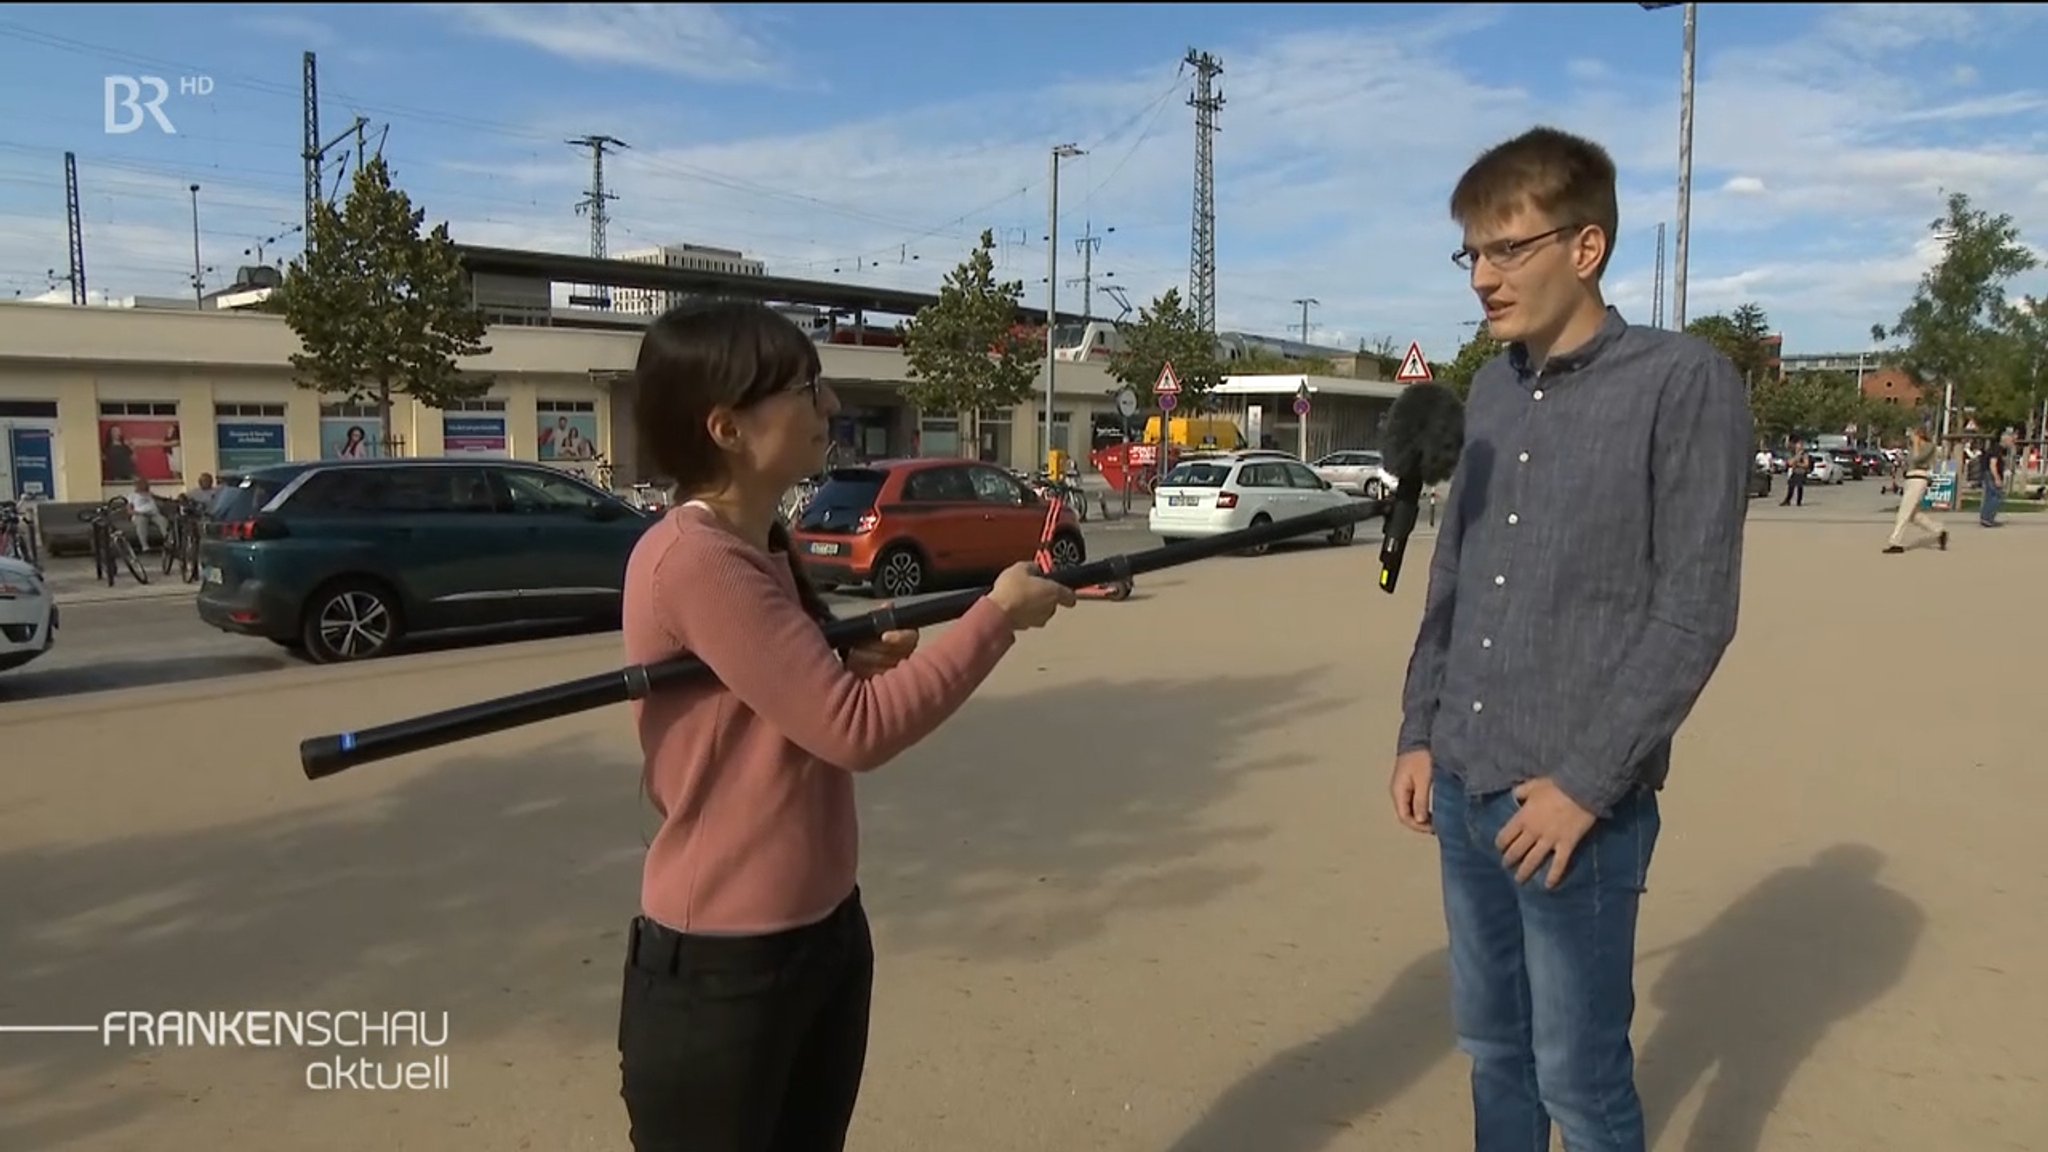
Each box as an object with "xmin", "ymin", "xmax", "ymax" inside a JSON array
[
  {"xmin": 1158, "ymin": 392, "xmax": 1178, "ymax": 413},
  {"xmin": 1114, "ymin": 387, "xmax": 1138, "ymax": 418},
  {"xmin": 1293, "ymin": 395, "xmax": 1311, "ymax": 417}
]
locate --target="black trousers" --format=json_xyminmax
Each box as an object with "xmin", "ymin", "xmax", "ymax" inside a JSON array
[{"xmin": 619, "ymin": 890, "xmax": 875, "ymax": 1152}]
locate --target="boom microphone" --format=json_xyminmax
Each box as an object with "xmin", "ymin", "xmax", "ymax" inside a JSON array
[
  {"xmin": 1377, "ymin": 383, "xmax": 1466, "ymax": 595},
  {"xmin": 300, "ymin": 500, "xmax": 1385, "ymax": 780}
]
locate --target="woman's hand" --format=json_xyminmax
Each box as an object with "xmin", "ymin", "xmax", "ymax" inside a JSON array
[{"xmin": 845, "ymin": 628, "xmax": 919, "ymax": 678}]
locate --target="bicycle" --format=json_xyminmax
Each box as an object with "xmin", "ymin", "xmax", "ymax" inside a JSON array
[
  {"xmin": 161, "ymin": 496, "xmax": 206, "ymax": 583},
  {"xmin": 778, "ymin": 475, "xmax": 821, "ymax": 526},
  {"xmin": 0, "ymin": 500, "xmax": 38, "ymax": 569},
  {"xmin": 78, "ymin": 498, "xmax": 149, "ymax": 587}
]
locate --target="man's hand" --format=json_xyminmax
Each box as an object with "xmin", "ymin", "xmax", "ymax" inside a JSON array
[
  {"xmin": 1495, "ymin": 777, "xmax": 1598, "ymax": 888},
  {"xmin": 1389, "ymin": 748, "xmax": 1435, "ymax": 835},
  {"xmin": 845, "ymin": 628, "xmax": 919, "ymax": 678}
]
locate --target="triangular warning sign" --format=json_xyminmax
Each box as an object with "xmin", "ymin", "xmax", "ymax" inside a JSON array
[
  {"xmin": 1154, "ymin": 362, "xmax": 1182, "ymax": 394},
  {"xmin": 1395, "ymin": 341, "xmax": 1432, "ymax": 383}
]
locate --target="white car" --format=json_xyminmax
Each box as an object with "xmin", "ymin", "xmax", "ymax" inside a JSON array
[
  {"xmin": 1804, "ymin": 453, "xmax": 1844, "ymax": 485},
  {"xmin": 0, "ymin": 555, "xmax": 56, "ymax": 674},
  {"xmin": 1311, "ymin": 450, "xmax": 1400, "ymax": 499},
  {"xmin": 1149, "ymin": 451, "xmax": 1360, "ymax": 551}
]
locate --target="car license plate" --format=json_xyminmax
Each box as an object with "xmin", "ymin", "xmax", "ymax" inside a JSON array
[
  {"xmin": 201, "ymin": 565, "xmax": 223, "ymax": 585},
  {"xmin": 1168, "ymin": 494, "xmax": 1197, "ymax": 507},
  {"xmin": 807, "ymin": 542, "xmax": 841, "ymax": 557}
]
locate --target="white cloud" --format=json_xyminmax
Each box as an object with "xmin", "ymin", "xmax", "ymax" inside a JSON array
[
  {"xmin": 433, "ymin": 3, "xmax": 793, "ymax": 86},
  {"xmin": 10, "ymin": 4, "xmax": 2048, "ymax": 359}
]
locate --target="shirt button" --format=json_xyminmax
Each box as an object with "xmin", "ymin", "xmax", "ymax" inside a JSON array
[
  {"xmin": 1494, "ymin": 575, "xmax": 1506, "ymax": 587},
  {"xmin": 1482, "ymin": 637, "xmax": 1493, "ymax": 649},
  {"xmin": 1532, "ymin": 389, "xmax": 1545, "ymax": 400},
  {"xmin": 1518, "ymin": 451, "xmax": 1530, "ymax": 463},
  {"xmin": 1472, "ymin": 700, "xmax": 1484, "ymax": 713},
  {"xmin": 1507, "ymin": 513, "xmax": 1519, "ymax": 525}
]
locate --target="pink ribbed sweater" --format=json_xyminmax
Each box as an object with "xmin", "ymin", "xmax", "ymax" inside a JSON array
[{"xmin": 622, "ymin": 503, "xmax": 1015, "ymax": 934}]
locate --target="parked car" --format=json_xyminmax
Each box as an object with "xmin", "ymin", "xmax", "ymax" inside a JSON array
[
  {"xmin": 0, "ymin": 554, "xmax": 56, "ymax": 674},
  {"xmin": 1805, "ymin": 452, "xmax": 1845, "ymax": 485},
  {"xmin": 788, "ymin": 459, "xmax": 1085, "ymax": 599},
  {"xmin": 1310, "ymin": 449, "xmax": 1400, "ymax": 499},
  {"xmin": 1148, "ymin": 451, "xmax": 1360, "ymax": 552},
  {"xmin": 1827, "ymin": 448, "xmax": 1866, "ymax": 480},
  {"xmin": 195, "ymin": 458, "xmax": 656, "ymax": 663}
]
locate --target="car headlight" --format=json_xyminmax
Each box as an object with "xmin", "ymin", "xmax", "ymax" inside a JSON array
[{"xmin": 0, "ymin": 572, "xmax": 43, "ymax": 598}]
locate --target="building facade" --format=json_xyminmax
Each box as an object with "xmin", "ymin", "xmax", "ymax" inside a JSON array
[
  {"xmin": 0, "ymin": 301, "xmax": 1121, "ymax": 502},
  {"xmin": 610, "ymin": 244, "xmax": 769, "ymax": 316}
]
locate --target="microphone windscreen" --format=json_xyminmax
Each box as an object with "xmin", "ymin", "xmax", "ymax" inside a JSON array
[{"xmin": 1383, "ymin": 383, "xmax": 1465, "ymax": 485}]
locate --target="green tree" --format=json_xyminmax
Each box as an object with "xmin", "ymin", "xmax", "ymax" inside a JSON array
[
  {"xmin": 1876, "ymin": 191, "xmax": 2037, "ymax": 425},
  {"xmin": 277, "ymin": 156, "xmax": 492, "ymax": 441},
  {"xmin": 898, "ymin": 229, "xmax": 1044, "ymax": 448},
  {"xmin": 1439, "ymin": 325, "xmax": 1505, "ymax": 400},
  {"xmin": 1747, "ymin": 372, "xmax": 1810, "ymax": 441},
  {"xmin": 1975, "ymin": 296, "xmax": 2048, "ymax": 432},
  {"xmin": 1801, "ymin": 369, "xmax": 1863, "ymax": 435},
  {"xmin": 1857, "ymin": 394, "xmax": 1914, "ymax": 443},
  {"xmin": 1686, "ymin": 303, "xmax": 1775, "ymax": 383},
  {"xmin": 1107, "ymin": 287, "xmax": 1223, "ymax": 408}
]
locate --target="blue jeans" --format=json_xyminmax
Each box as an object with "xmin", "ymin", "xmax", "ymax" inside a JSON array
[
  {"xmin": 1981, "ymin": 479, "xmax": 2004, "ymax": 524},
  {"xmin": 1433, "ymin": 765, "xmax": 1661, "ymax": 1152}
]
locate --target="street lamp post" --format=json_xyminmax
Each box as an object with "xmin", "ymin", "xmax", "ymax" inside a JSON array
[
  {"xmin": 188, "ymin": 183, "xmax": 204, "ymax": 308},
  {"xmin": 1640, "ymin": 2, "xmax": 1697, "ymax": 329},
  {"xmin": 1044, "ymin": 143, "xmax": 1084, "ymax": 474}
]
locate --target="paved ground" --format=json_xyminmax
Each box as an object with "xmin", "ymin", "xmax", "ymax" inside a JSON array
[{"xmin": 0, "ymin": 512, "xmax": 2040, "ymax": 1151}]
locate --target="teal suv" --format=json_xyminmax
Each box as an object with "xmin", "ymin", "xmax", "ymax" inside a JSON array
[{"xmin": 197, "ymin": 458, "xmax": 657, "ymax": 663}]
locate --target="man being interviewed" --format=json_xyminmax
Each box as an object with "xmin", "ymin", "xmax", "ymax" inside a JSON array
[{"xmin": 1386, "ymin": 127, "xmax": 1751, "ymax": 1152}]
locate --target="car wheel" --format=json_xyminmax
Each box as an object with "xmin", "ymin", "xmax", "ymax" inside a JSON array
[
  {"xmin": 1047, "ymin": 531, "xmax": 1086, "ymax": 571},
  {"xmin": 1241, "ymin": 513, "xmax": 1273, "ymax": 556},
  {"xmin": 874, "ymin": 546, "xmax": 926, "ymax": 598},
  {"xmin": 1363, "ymin": 479, "xmax": 1383, "ymax": 501},
  {"xmin": 301, "ymin": 579, "xmax": 403, "ymax": 664}
]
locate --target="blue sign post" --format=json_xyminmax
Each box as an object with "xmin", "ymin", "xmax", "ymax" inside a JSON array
[{"xmin": 6, "ymin": 427, "xmax": 55, "ymax": 499}]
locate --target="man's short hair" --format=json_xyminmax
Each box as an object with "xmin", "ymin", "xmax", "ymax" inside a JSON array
[{"xmin": 1450, "ymin": 126, "xmax": 1621, "ymax": 276}]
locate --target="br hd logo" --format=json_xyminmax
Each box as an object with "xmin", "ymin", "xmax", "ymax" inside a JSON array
[{"xmin": 105, "ymin": 74, "xmax": 212, "ymax": 135}]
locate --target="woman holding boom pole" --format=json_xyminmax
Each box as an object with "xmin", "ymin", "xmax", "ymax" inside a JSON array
[{"xmin": 613, "ymin": 300, "xmax": 1073, "ymax": 1151}]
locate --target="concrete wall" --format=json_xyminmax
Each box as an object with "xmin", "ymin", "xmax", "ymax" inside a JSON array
[{"xmin": 0, "ymin": 302, "xmax": 1127, "ymax": 500}]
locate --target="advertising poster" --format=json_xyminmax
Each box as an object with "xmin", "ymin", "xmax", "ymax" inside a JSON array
[
  {"xmin": 100, "ymin": 417, "xmax": 182, "ymax": 484},
  {"xmin": 215, "ymin": 422, "xmax": 288, "ymax": 472},
  {"xmin": 442, "ymin": 416, "xmax": 508, "ymax": 457},
  {"xmin": 320, "ymin": 417, "xmax": 382, "ymax": 460},
  {"xmin": 7, "ymin": 427, "xmax": 56, "ymax": 499},
  {"xmin": 536, "ymin": 412, "xmax": 599, "ymax": 461}
]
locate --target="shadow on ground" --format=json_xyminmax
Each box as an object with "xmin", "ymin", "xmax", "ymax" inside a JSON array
[
  {"xmin": 0, "ymin": 619, "xmax": 617, "ymax": 704},
  {"xmin": 1162, "ymin": 948, "xmax": 1453, "ymax": 1151},
  {"xmin": 1639, "ymin": 844, "xmax": 1924, "ymax": 1152},
  {"xmin": 854, "ymin": 667, "xmax": 1336, "ymax": 959},
  {"xmin": 1158, "ymin": 843, "xmax": 1922, "ymax": 1150},
  {"xmin": 0, "ymin": 668, "xmax": 1331, "ymax": 1149}
]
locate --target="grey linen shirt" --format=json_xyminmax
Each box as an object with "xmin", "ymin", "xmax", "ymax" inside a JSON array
[{"xmin": 1397, "ymin": 308, "xmax": 1751, "ymax": 817}]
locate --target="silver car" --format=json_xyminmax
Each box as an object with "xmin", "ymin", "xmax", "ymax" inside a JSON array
[{"xmin": 1311, "ymin": 450, "xmax": 1399, "ymax": 499}]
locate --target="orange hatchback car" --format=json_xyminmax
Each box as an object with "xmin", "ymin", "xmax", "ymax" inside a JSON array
[{"xmin": 789, "ymin": 459, "xmax": 1085, "ymax": 598}]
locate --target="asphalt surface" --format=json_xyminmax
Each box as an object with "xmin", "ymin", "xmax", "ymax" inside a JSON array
[{"xmin": 7, "ymin": 517, "xmax": 1351, "ymax": 705}]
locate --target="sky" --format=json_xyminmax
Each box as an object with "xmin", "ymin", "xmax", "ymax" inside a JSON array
[{"xmin": 2, "ymin": 2, "xmax": 2046, "ymax": 361}]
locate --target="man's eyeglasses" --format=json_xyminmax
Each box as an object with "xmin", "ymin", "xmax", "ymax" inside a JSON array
[{"xmin": 1452, "ymin": 225, "xmax": 1579, "ymax": 272}]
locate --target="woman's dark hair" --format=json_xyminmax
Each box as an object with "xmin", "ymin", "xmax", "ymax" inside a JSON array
[{"xmin": 633, "ymin": 299, "xmax": 834, "ymax": 624}]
